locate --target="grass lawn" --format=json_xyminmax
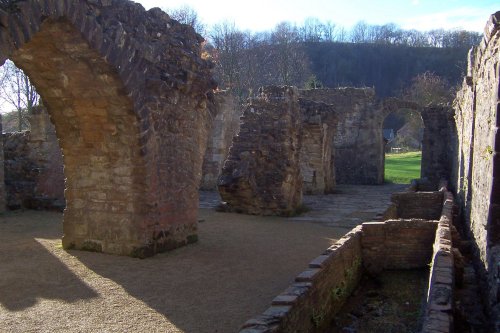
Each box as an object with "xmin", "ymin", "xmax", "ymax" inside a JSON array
[{"xmin": 385, "ymin": 151, "xmax": 421, "ymax": 184}]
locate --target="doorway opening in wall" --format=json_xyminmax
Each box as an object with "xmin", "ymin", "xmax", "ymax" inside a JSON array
[
  {"xmin": 0, "ymin": 59, "xmax": 66, "ymax": 211},
  {"xmin": 383, "ymin": 108, "xmax": 423, "ymax": 184}
]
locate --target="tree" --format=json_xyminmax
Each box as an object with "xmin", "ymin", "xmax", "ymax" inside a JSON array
[
  {"xmin": 270, "ymin": 22, "xmax": 310, "ymax": 86},
  {"xmin": 166, "ymin": 5, "xmax": 206, "ymax": 36},
  {"xmin": 403, "ymin": 71, "xmax": 454, "ymax": 105},
  {"xmin": 0, "ymin": 60, "xmax": 39, "ymax": 131},
  {"xmin": 304, "ymin": 74, "xmax": 323, "ymax": 89}
]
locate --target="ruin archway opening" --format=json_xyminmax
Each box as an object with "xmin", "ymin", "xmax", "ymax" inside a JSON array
[
  {"xmin": 382, "ymin": 108, "xmax": 424, "ymax": 184},
  {"xmin": 3, "ymin": 18, "xmax": 148, "ymax": 255}
]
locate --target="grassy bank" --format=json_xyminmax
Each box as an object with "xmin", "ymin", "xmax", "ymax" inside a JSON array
[{"xmin": 385, "ymin": 151, "xmax": 421, "ymax": 184}]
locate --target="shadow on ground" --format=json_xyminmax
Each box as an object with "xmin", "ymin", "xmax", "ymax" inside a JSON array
[{"xmin": 0, "ymin": 211, "xmax": 98, "ymax": 311}]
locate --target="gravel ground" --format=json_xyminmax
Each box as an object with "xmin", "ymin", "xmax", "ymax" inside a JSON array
[{"xmin": 0, "ymin": 209, "xmax": 345, "ymax": 333}]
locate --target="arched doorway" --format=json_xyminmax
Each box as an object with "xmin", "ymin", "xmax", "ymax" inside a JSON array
[
  {"xmin": 379, "ymin": 98, "xmax": 456, "ymax": 187},
  {"xmin": 0, "ymin": 1, "xmax": 214, "ymax": 257},
  {"xmin": 382, "ymin": 108, "xmax": 424, "ymax": 184}
]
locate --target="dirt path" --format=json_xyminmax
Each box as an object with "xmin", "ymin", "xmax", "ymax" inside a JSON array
[
  {"xmin": 0, "ymin": 210, "xmax": 345, "ymax": 332},
  {"xmin": 0, "ymin": 184, "xmax": 402, "ymax": 332}
]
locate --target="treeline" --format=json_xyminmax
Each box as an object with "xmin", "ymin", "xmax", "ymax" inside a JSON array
[{"xmin": 168, "ymin": 7, "xmax": 481, "ymax": 98}]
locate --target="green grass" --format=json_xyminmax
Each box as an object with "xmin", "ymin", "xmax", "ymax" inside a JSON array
[{"xmin": 385, "ymin": 151, "xmax": 421, "ymax": 184}]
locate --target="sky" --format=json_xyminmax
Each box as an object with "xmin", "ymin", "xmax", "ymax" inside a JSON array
[{"xmin": 136, "ymin": 0, "xmax": 498, "ymax": 33}]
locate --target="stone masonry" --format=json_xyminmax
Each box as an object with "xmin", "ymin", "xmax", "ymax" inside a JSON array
[
  {"xmin": 0, "ymin": 0, "xmax": 215, "ymax": 257},
  {"xmin": 0, "ymin": 115, "xmax": 5, "ymax": 212},
  {"xmin": 3, "ymin": 106, "xmax": 64, "ymax": 210},
  {"xmin": 453, "ymin": 11, "xmax": 500, "ymax": 329},
  {"xmin": 200, "ymin": 91, "xmax": 241, "ymax": 190},
  {"xmin": 218, "ymin": 86, "xmax": 303, "ymax": 216},
  {"xmin": 299, "ymin": 88, "xmax": 381, "ymax": 185},
  {"xmin": 299, "ymin": 98, "xmax": 336, "ymax": 194}
]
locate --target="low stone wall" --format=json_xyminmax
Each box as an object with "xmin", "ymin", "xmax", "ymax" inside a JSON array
[
  {"xmin": 390, "ymin": 191, "xmax": 444, "ymax": 220},
  {"xmin": 361, "ymin": 219, "xmax": 438, "ymax": 274},
  {"xmin": 422, "ymin": 189, "xmax": 455, "ymax": 333},
  {"xmin": 240, "ymin": 227, "xmax": 363, "ymax": 333},
  {"xmin": 240, "ymin": 186, "xmax": 458, "ymax": 333}
]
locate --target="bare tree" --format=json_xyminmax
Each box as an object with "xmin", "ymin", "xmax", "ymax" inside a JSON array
[
  {"xmin": 350, "ymin": 21, "xmax": 369, "ymax": 43},
  {"xmin": 166, "ymin": 5, "xmax": 206, "ymax": 36},
  {"xmin": 209, "ymin": 21, "xmax": 246, "ymax": 92},
  {"xmin": 403, "ymin": 71, "xmax": 454, "ymax": 105},
  {"xmin": 270, "ymin": 22, "xmax": 310, "ymax": 86},
  {"xmin": 0, "ymin": 60, "xmax": 39, "ymax": 131}
]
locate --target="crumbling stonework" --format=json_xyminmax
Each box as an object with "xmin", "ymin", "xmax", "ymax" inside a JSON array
[
  {"xmin": 453, "ymin": 11, "xmax": 500, "ymax": 328},
  {"xmin": 3, "ymin": 107, "xmax": 64, "ymax": 210},
  {"xmin": 218, "ymin": 86, "xmax": 303, "ymax": 216},
  {"xmin": 420, "ymin": 106, "xmax": 457, "ymax": 186},
  {"xmin": 200, "ymin": 91, "xmax": 241, "ymax": 190},
  {"xmin": 298, "ymin": 99, "xmax": 336, "ymax": 194},
  {"xmin": 0, "ymin": 0, "xmax": 215, "ymax": 257},
  {"xmin": 0, "ymin": 115, "xmax": 5, "ymax": 212},
  {"xmin": 300, "ymin": 88, "xmax": 381, "ymax": 185}
]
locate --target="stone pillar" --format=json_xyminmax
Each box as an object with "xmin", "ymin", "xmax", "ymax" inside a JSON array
[{"xmin": 218, "ymin": 86, "xmax": 303, "ymax": 216}]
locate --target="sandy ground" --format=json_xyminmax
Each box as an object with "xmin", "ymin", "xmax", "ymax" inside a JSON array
[{"xmin": 0, "ymin": 184, "xmax": 404, "ymax": 333}]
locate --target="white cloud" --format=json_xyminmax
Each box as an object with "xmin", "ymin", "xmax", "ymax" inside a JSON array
[{"xmin": 412, "ymin": 0, "xmax": 420, "ymax": 6}]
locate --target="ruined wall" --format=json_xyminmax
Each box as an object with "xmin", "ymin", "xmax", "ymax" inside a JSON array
[
  {"xmin": 0, "ymin": 115, "xmax": 5, "ymax": 212},
  {"xmin": 298, "ymin": 99, "xmax": 336, "ymax": 194},
  {"xmin": 218, "ymin": 86, "xmax": 303, "ymax": 216},
  {"xmin": 421, "ymin": 105, "xmax": 457, "ymax": 186},
  {"xmin": 3, "ymin": 107, "xmax": 65, "ymax": 210},
  {"xmin": 300, "ymin": 88, "xmax": 383, "ymax": 185},
  {"xmin": 200, "ymin": 91, "xmax": 241, "ymax": 190},
  {"xmin": 452, "ymin": 11, "xmax": 500, "ymax": 326}
]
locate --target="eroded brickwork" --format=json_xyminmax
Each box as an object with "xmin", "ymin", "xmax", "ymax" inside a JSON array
[
  {"xmin": 299, "ymin": 99, "xmax": 336, "ymax": 194},
  {"xmin": 3, "ymin": 106, "xmax": 64, "ymax": 210},
  {"xmin": 201, "ymin": 91, "xmax": 241, "ymax": 190},
  {"xmin": 453, "ymin": 11, "xmax": 500, "ymax": 327},
  {"xmin": 300, "ymin": 88, "xmax": 382, "ymax": 185},
  {"xmin": 0, "ymin": 0, "xmax": 214, "ymax": 256},
  {"xmin": 0, "ymin": 115, "xmax": 5, "ymax": 212},
  {"xmin": 218, "ymin": 86, "xmax": 303, "ymax": 216}
]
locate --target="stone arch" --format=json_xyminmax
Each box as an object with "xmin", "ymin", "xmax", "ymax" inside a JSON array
[
  {"xmin": 379, "ymin": 97, "xmax": 456, "ymax": 186},
  {"xmin": 0, "ymin": 0, "xmax": 214, "ymax": 257}
]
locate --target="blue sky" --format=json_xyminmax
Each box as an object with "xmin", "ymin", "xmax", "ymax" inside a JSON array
[{"xmin": 136, "ymin": 0, "xmax": 498, "ymax": 32}]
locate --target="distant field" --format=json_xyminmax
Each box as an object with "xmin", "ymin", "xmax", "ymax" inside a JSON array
[{"xmin": 385, "ymin": 151, "xmax": 422, "ymax": 184}]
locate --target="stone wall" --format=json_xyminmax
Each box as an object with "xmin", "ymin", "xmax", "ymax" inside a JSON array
[
  {"xmin": 421, "ymin": 105, "xmax": 457, "ymax": 186},
  {"xmin": 3, "ymin": 107, "xmax": 65, "ymax": 210},
  {"xmin": 390, "ymin": 191, "xmax": 444, "ymax": 220},
  {"xmin": 218, "ymin": 86, "xmax": 303, "ymax": 216},
  {"xmin": 299, "ymin": 88, "xmax": 383, "ymax": 185},
  {"xmin": 298, "ymin": 99, "xmax": 336, "ymax": 194},
  {"xmin": 0, "ymin": 115, "xmax": 5, "ymax": 212},
  {"xmin": 452, "ymin": 11, "xmax": 500, "ymax": 326},
  {"xmin": 200, "ymin": 91, "xmax": 241, "ymax": 190},
  {"xmin": 240, "ymin": 227, "xmax": 364, "ymax": 333},
  {"xmin": 0, "ymin": 0, "xmax": 215, "ymax": 257}
]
